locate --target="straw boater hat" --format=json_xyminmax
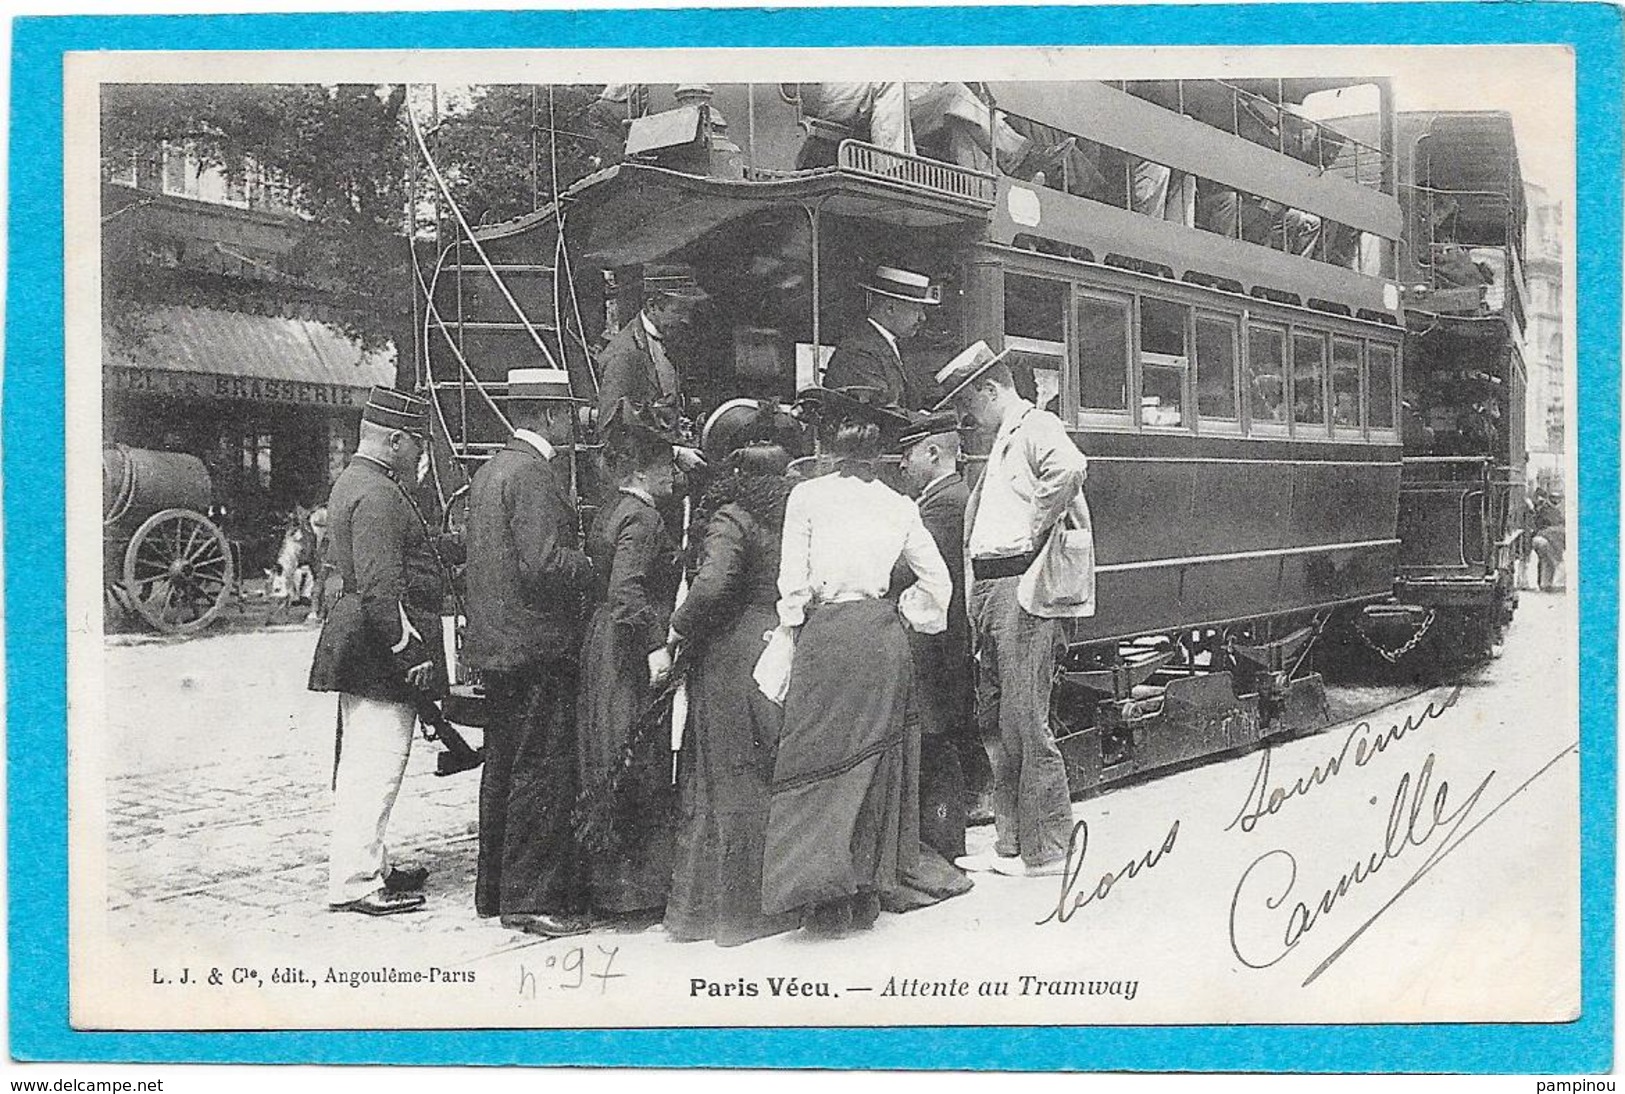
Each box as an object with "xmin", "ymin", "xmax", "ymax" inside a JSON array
[
  {"xmin": 642, "ymin": 263, "xmax": 711, "ymax": 302},
  {"xmin": 895, "ymin": 409, "xmax": 963, "ymax": 454},
  {"xmin": 506, "ymin": 367, "xmax": 582, "ymax": 401},
  {"xmin": 931, "ymin": 340, "xmax": 1012, "ymax": 411},
  {"xmin": 362, "ymin": 386, "xmax": 429, "ymax": 437},
  {"xmin": 860, "ymin": 265, "xmax": 943, "ymax": 306}
]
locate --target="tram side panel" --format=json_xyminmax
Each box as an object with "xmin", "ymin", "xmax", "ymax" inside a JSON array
[{"xmin": 1073, "ymin": 437, "xmax": 1401, "ymax": 646}]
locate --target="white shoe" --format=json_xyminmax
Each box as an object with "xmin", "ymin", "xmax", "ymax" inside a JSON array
[
  {"xmin": 954, "ymin": 852, "xmax": 1020, "ymax": 874},
  {"xmin": 991, "ymin": 856, "xmax": 1067, "ymax": 878}
]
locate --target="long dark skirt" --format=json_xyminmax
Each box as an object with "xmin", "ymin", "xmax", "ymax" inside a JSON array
[
  {"xmin": 577, "ymin": 607, "xmax": 675, "ymax": 915},
  {"xmin": 665, "ymin": 602, "xmax": 798, "ymax": 946},
  {"xmin": 763, "ymin": 599, "xmax": 970, "ymax": 918}
]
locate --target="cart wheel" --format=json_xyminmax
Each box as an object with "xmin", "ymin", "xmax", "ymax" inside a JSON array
[{"xmin": 122, "ymin": 508, "xmax": 234, "ymax": 635}]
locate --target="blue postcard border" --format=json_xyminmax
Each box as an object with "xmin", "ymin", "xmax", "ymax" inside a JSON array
[{"xmin": 7, "ymin": 2, "xmax": 1618, "ymax": 1072}]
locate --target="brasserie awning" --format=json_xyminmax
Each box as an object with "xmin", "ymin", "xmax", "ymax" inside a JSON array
[{"xmin": 104, "ymin": 303, "xmax": 395, "ymax": 410}]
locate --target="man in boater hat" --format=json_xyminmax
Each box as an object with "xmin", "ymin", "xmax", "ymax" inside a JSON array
[
  {"xmin": 937, "ymin": 341, "xmax": 1096, "ymax": 879},
  {"xmin": 309, "ymin": 386, "xmax": 445, "ymax": 915},
  {"xmin": 823, "ymin": 264, "xmax": 943, "ymax": 411},
  {"xmin": 462, "ymin": 368, "xmax": 597, "ymax": 939}
]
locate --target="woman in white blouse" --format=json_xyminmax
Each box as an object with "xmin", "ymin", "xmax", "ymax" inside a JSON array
[{"xmin": 760, "ymin": 403, "xmax": 955, "ymax": 936}]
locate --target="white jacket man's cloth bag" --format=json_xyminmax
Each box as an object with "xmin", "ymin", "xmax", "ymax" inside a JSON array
[{"xmin": 1019, "ymin": 489, "xmax": 1096, "ymax": 619}]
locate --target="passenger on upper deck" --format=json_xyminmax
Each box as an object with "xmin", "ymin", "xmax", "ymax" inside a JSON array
[
  {"xmin": 906, "ymin": 82, "xmax": 1029, "ymax": 173},
  {"xmin": 822, "ymin": 265, "xmax": 943, "ymax": 411},
  {"xmin": 586, "ymin": 84, "xmax": 647, "ymax": 170},
  {"xmin": 796, "ymin": 83, "xmax": 916, "ymax": 157},
  {"xmin": 795, "ymin": 82, "xmax": 1028, "ymax": 173}
]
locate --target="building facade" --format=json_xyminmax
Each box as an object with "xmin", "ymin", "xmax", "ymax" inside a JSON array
[
  {"xmin": 1522, "ymin": 182, "xmax": 1565, "ymax": 494},
  {"xmin": 102, "ymin": 147, "xmax": 394, "ymax": 570}
]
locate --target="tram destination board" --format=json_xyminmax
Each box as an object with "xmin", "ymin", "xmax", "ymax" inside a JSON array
[{"xmin": 21, "ymin": 11, "xmax": 1609, "ymax": 1081}]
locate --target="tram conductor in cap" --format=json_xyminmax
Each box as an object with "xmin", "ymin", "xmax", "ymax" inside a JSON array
[
  {"xmin": 462, "ymin": 367, "xmax": 598, "ymax": 939},
  {"xmin": 895, "ymin": 410, "xmax": 983, "ymax": 858},
  {"xmin": 823, "ymin": 265, "xmax": 942, "ymax": 411},
  {"xmin": 308, "ymin": 386, "xmax": 446, "ymax": 916},
  {"xmin": 938, "ymin": 341, "xmax": 1096, "ymax": 879}
]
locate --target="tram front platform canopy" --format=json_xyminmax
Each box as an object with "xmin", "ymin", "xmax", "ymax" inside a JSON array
[{"xmin": 474, "ymin": 161, "xmax": 995, "ymax": 270}]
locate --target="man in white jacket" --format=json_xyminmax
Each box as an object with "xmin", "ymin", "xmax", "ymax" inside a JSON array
[{"xmin": 937, "ymin": 341, "xmax": 1094, "ymax": 879}]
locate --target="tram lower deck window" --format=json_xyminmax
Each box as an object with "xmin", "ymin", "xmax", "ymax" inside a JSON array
[
  {"xmin": 1292, "ymin": 331, "xmax": 1327, "ymax": 428},
  {"xmin": 1139, "ymin": 298, "xmax": 1189, "ymax": 428},
  {"xmin": 1005, "ymin": 274, "xmax": 1069, "ymax": 417},
  {"xmin": 1368, "ymin": 343, "xmax": 1397, "ymax": 429},
  {"xmin": 1332, "ymin": 337, "xmax": 1362, "ymax": 430},
  {"xmin": 1247, "ymin": 324, "xmax": 1288, "ymax": 427},
  {"xmin": 1195, "ymin": 316, "xmax": 1239, "ymax": 422},
  {"xmin": 1073, "ymin": 293, "xmax": 1131, "ymax": 413}
]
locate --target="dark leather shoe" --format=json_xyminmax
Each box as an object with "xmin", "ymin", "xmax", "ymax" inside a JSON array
[
  {"xmin": 803, "ymin": 899, "xmax": 852, "ymax": 937},
  {"xmin": 330, "ymin": 890, "xmax": 425, "ymax": 916},
  {"xmin": 383, "ymin": 864, "xmax": 429, "ymax": 893},
  {"xmin": 500, "ymin": 912, "xmax": 591, "ymax": 939}
]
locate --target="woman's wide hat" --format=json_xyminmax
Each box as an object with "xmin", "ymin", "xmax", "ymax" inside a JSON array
[{"xmin": 794, "ymin": 385, "xmax": 914, "ymax": 440}]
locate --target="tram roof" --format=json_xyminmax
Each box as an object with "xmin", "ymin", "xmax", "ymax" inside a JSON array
[
  {"xmin": 1409, "ymin": 112, "xmax": 1525, "ymax": 245},
  {"xmin": 474, "ymin": 162, "xmax": 993, "ymax": 268},
  {"xmin": 1221, "ymin": 77, "xmax": 1387, "ymax": 103}
]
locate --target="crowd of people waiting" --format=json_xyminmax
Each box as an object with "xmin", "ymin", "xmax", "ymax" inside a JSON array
[{"xmin": 307, "ymin": 263, "xmax": 1097, "ymax": 942}]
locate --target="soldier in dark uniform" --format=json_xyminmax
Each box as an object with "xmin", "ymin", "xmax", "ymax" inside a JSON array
[
  {"xmin": 308, "ymin": 387, "xmax": 445, "ymax": 916},
  {"xmin": 823, "ymin": 265, "xmax": 942, "ymax": 411},
  {"xmin": 462, "ymin": 368, "xmax": 597, "ymax": 939}
]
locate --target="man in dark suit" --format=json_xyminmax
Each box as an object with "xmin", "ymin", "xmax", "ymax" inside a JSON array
[
  {"xmin": 823, "ymin": 265, "xmax": 942, "ymax": 410},
  {"xmin": 896, "ymin": 410, "xmax": 989, "ymax": 858},
  {"xmin": 463, "ymin": 367, "xmax": 598, "ymax": 939},
  {"xmin": 594, "ymin": 264, "xmax": 709, "ymax": 470},
  {"xmin": 309, "ymin": 387, "xmax": 445, "ymax": 916}
]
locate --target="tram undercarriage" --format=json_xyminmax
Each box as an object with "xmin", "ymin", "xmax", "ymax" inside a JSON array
[{"xmin": 1051, "ymin": 612, "xmax": 1336, "ymax": 796}]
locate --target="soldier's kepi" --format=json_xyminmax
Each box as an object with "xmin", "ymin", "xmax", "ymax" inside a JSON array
[{"xmin": 308, "ymin": 385, "xmax": 450, "ymax": 917}]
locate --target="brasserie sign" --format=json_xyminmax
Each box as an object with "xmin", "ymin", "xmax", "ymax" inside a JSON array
[{"xmin": 106, "ymin": 366, "xmax": 366, "ymax": 408}]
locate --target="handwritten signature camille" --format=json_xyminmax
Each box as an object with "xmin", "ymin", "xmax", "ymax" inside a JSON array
[{"xmin": 1229, "ymin": 751, "xmax": 1494, "ymax": 978}]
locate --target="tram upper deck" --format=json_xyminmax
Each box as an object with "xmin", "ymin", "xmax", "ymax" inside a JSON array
[
  {"xmin": 427, "ymin": 78, "xmax": 1409, "ymax": 645},
  {"xmin": 450, "ymin": 78, "xmax": 1408, "ymax": 410}
]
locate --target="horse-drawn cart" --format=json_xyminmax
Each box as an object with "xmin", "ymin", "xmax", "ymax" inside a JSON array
[{"xmin": 103, "ymin": 445, "xmax": 235, "ymax": 635}]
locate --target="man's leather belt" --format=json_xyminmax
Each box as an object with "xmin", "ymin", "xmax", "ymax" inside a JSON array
[{"xmin": 972, "ymin": 551, "xmax": 1039, "ymax": 581}]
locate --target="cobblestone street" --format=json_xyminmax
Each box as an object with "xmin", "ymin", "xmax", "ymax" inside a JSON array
[{"xmin": 89, "ymin": 592, "xmax": 1580, "ymax": 1030}]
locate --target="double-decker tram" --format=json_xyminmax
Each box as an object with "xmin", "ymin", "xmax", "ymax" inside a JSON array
[
  {"xmin": 414, "ymin": 78, "xmax": 1445, "ymax": 796},
  {"xmin": 1322, "ymin": 110, "xmax": 1528, "ymax": 668}
]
